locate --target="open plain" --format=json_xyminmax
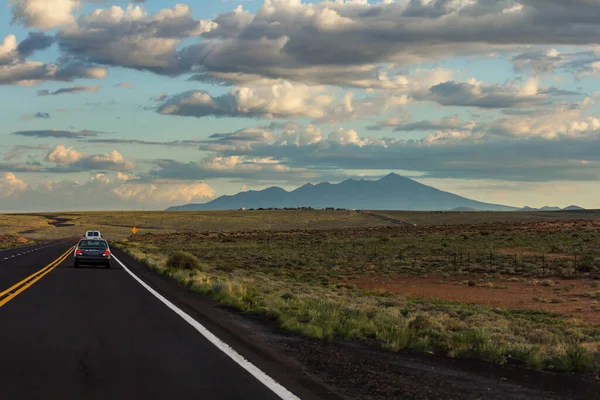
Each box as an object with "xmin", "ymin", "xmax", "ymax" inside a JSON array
[{"xmin": 2, "ymin": 209, "xmax": 600, "ymax": 399}]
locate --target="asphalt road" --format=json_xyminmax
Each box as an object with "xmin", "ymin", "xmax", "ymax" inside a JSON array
[{"xmin": 0, "ymin": 240, "xmax": 301, "ymax": 400}]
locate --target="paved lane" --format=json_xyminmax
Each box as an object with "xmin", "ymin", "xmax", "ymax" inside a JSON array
[
  {"xmin": 0, "ymin": 240, "xmax": 72, "ymax": 297},
  {"xmin": 0, "ymin": 242, "xmax": 297, "ymax": 400}
]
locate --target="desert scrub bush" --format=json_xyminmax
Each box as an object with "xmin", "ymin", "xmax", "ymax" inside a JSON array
[
  {"xmin": 540, "ymin": 279, "xmax": 555, "ymax": 287},
  {"xmin": 167, "ymin": 250, "xmax": 203, "ymax": 270},
  {"xmin": 578, "ymin": 255, "xmax": 596, "ymax": 273}
]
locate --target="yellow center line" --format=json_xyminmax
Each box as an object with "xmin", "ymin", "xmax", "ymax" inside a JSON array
[{"xmin": 0, "ymin": 247, "xmax": 74, "ymax": 307}]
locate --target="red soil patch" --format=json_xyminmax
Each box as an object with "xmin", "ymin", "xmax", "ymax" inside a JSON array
[
  {"xmin": 0, "ymin": 234, "xmax": 30, "ymax": 247},
  {"xmin": 353, "ymin": 274, "xmax": 600, "ymax": 323}
]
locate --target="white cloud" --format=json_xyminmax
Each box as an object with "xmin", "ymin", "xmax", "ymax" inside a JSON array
[
  {"xmin": 46, "ymin": 144, "xmax": 84, "ymax": 164},
  {"xmin": 10, "ymin": 0, "xmax": 79, "ymax": 30},
  {"xmin": 158, "ymin": 81, "xmax": 335, "ymax": 119},
  {"xmin": 0, "ymin": 35, "xmax": 18, "ymax": 65},
  {"xmin": 113, "ymin": 181, "xmax": 215, "ymax": 204},
  {"xmin": 45, "ymin": 145, "xmax": 135, "ymax": 171},
  {"xmin": 0, "ymin": 172, "xmax": 216, "ymax": 211},
  {"xmin": 0, "ymin": 172, "xmax": 28, "ymax": 198}
]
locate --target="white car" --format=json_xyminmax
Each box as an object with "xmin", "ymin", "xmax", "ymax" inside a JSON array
[{"xmin": 84, "ymin": 230, "xmax": 102, "ymax": 239}]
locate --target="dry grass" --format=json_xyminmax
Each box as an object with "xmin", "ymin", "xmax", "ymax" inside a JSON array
[
  {"xmin": 115, "ymin": 227, "xmax": 600, "ymax": 374},
  {"xmin": 0, "ymin": 210, "xmax": 390, "ymax": 240},
  {"xmin": 375, "ymin": 210, "xmax": 600, "ymax": 226}
]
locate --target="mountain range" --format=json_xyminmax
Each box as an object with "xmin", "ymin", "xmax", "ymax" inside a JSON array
[
  {"xmin": 167, "ymin": 173, "xmax": 545, "ymax": 211},
  {"xmin": 519, "ymin": 205, "xmax": 585, "ymax": 211}
]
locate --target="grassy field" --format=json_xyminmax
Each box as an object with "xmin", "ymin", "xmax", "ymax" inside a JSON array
[
  {"xmin": 3, "ymin": 209, "xmax": 600, "ymax": 240},
  {"xmin": 376, "ymin": 210, "xmax": 600, "ymax": 225},
  {"xmin": 0, "ymin": 210, "xmax": 393, "ymax": 240},
  {"xmin": 112, "ymin": 213, "xmax": 600, "ymax": 374},
  {"xmin": 4, "ymin": 209, "xmax": 600, "ymax": 373}
]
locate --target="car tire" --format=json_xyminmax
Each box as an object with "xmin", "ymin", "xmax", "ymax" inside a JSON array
[
  {"xmin": 105, "ymin": 262, "xmax": 111, "ymax": 269},
  {"xmin": 74, "ymin": 262, "xmax": 79, "ymax": 268}
]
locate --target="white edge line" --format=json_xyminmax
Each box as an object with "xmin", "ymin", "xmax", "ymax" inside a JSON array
[{"xmin": 112, "ymin": 255, "xmax": 300, "ymax": 400}]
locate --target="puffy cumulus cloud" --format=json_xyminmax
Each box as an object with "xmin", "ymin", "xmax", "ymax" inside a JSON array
[
  {"xmin": 56, "ymin": 4, "xmax": 215, "ymax": 75},
  {"xmin": 0, "ymin": 172, "xmax": 28, "ymax": 198},
  {"xmin": 0, "ymin": 34, "xmax": 108, "ymax": 85},
  {"xmin": 158, "ymin": 81, "xmax": 335, "ymax": 119},
  {"xmin": 46, "ymin": 145, "xmax": 84, "ymax": 164},
  {"xmin": 113, "ymin": 181, "xmax": 215, "ymax": 204},
  {"xmin": 488, "ymin": 97, "xmax": 600, "ymax": 139},
  {"xmin": 0, "ymin": 35, "xmax": 18, "ymax": 65},
  {"xmin": 43, "ymin": 1, "xmax": 600, "ymax": 87},
  {"xmin": 10, "ymin": 0, "xmax": 79, "ymax": 30},
  {"xmin": 420, "ymin": 78, "xmax": 550, "ymax": 109},
  {"xmin": 184, "ymin": 95, "xmax": 600, "ymax": 183},
  {"xmin": 45, "ymin": 145, "xmax": 135, "ymax": 172},
  {"xmin": 171, "ymin": 0, "xmax": 600, "ymax": 86},
  {"xmin": 159, "ymin": 71, "xmax": 568, "ymax": 126},
  {"xmin": 0, "ymin": 172, "xmax": 216, "ymax": 212},
  {"xmin": 327, "ymin": 128, "xmax": 383, "ymax": 147}
]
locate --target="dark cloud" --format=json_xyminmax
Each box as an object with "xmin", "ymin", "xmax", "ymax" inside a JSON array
[
  {"xmin": 423, "ymin": 80, "xmax": 547, "ymax": 109},
  {"xmin": 12, "ymin": 130, "xmax": 102, "ymax": 139},
  {"xmin": 204, "ymin": 135, "xmax": 600, "ymax": 183},
  {"xmin": 537, "ymin": 87, "xmax": 582, "ymax": 96},
  {"xmin": 0, "ymin": 162, "xmax": 41, "ymax": 173},
  {"xmin": 0, "ymin": 60, "xmax": 108, "ymax": 85},
  {"xmin": 37, "ymin": 85, "xmax": 99, "ymax": 96},
  {"xmin": 45, "ymin": 1, "xmax": 600, "ymax": 87},
  {"xmin": 16, "ymin": 32, "xmax": 54, "ymax": 58},
  {"xmin": 19, "ymin": 112, "xmax": 51, "ymax": 121},
  {"xmin": 147, "ymin": 158, "xmax": 317, "ymax": 183},
  {"xmin": 81, "ymin": 138, "xmax": 199, "ymax": 147}
]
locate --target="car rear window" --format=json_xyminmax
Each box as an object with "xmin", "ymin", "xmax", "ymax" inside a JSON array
[
  {"xmin": 79, "ymin": 240, "xmax": 107, "ymax": 249},
  {"xmin": 88, "ymin": 232, "xmax": 99, "ymax": 236}
]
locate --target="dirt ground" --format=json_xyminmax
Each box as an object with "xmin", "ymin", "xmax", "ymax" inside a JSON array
[
  {"xmin": 0, "ymin": 234, "xmax": 31, "ymax": 248},
  {"xmin": 353, "ymin": 274, "xmax": 600, "ymax": 323}
]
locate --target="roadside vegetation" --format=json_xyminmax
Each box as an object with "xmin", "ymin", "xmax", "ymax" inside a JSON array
[{"xmin": 114, "ymin": 219, "xmax": 600, "ymax": 374}]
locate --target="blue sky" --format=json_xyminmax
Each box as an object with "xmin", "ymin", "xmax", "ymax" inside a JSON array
[{"xmin": 1, "ymin": 0, "xmax": 600, "ymax": 211}]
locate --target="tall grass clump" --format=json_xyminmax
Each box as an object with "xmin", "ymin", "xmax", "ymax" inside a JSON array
[{"xmin": 167, "ymin": 250, "xmax": 203, "ymax": 270}]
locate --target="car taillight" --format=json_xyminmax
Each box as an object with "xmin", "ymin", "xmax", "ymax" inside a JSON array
[
  {"xmin": 76, "ymin": 249, "xmax": 83, "ymax": 255},
  {"xmin": 103, "ymin": 250, "xmax": 110, "ymax": 256}
]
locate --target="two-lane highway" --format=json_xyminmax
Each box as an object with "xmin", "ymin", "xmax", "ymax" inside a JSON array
[{"xmin": 0, "ymin": 240, "xmax": 303, "ymax": 400}]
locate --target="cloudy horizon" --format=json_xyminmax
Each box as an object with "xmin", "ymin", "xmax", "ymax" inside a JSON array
[{"xmin": 2, "ymin": 0, "xmax": 600, "ymax": 211}]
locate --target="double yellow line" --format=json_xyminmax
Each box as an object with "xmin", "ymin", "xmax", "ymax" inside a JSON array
[{"xmin": 0, "ymin": 246, "xmax": 73, "ymax": 308}]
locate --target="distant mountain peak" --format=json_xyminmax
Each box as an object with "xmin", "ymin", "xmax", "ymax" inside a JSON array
[
  {"xmin": 166, "ymin": 173, "xmax": 518, "ymax": 211},
  {"xmin": 379, "ymin": 172, "xmax": 405, "ymax": 182},
  {"xmin": 563, "ymin": 205, "xmax": 585, "ymax": 211}
]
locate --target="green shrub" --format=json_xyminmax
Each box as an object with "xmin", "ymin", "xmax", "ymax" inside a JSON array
[
  {"xmin": 167, "ymin": 250, "xmax": 203, "ymax": 270},
  {"xmin": 578, "ymin": 255, "xmax": 596, "ymax": 273}
]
